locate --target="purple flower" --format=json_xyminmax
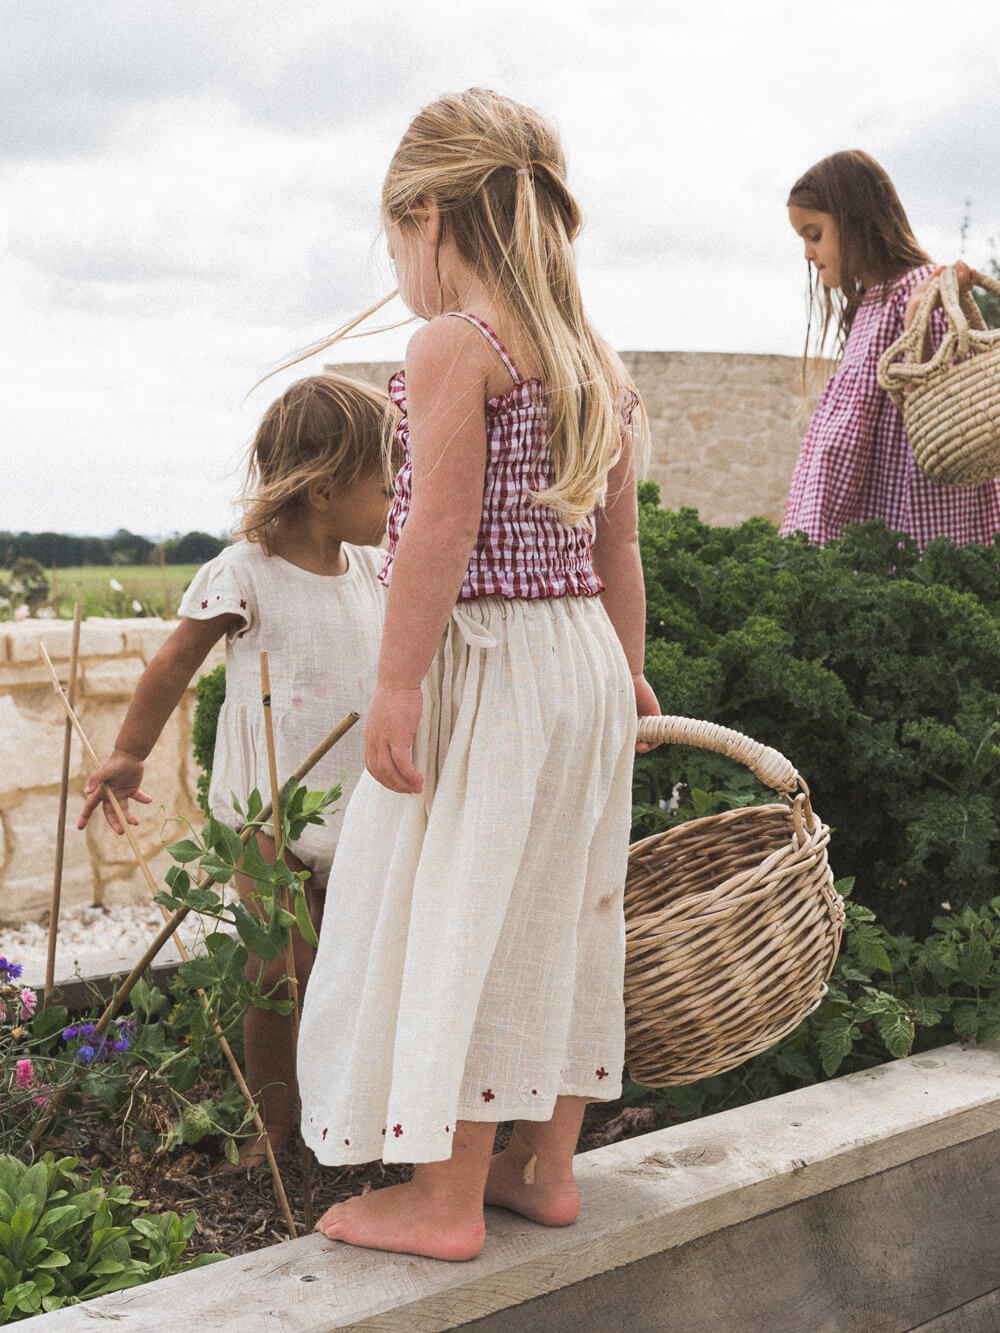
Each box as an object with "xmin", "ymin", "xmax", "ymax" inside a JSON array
[
  {"xmin": 79, "ymin": 1023, "xmax": 96, "ymax": 1038},
  {"xmin": 112, "ymin": 1036, "xmax": 131, "ymax": 1054},
  {"xmin": 0, "ymin": 958, "xmax": 23, "ymax": 981},
  {"xmin": 61, "ymin": 1025, "xmax": 79, "ymax": 1041},
  {"xmin": 77, "ymin": 1045, "xmax": 96, "ymax": 1065}
]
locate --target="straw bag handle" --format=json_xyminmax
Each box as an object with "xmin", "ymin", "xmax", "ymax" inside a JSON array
[
  {"xmin": 877, "ymin": 265, "xmax": 1000, "ymax": 409},
  {"xmin": 636, "ymin": 714, "xmax": 803, "ymax": 796}
]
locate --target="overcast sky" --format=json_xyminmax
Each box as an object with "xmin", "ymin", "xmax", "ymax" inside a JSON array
[{"xmin": 5, "ymin": 0, "xmax": 1000, "ymax": 538}]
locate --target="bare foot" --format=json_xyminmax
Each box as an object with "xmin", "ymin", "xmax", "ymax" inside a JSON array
[
  {"xmin": 315, "ymin": 1180, "xmax": 486, "ymax": 1261},
  {"xmin": 484, "ymin": 1141, "xmax": 580, "ymax": 1227}
]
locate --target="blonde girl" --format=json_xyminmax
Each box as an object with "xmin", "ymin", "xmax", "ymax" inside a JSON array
[
  {"xmin": 782, "ymin": 149, "xmax": 999, "ymax": 547},
  {"xmin": 79, "ymin": 373, "xmax": 393, "ymax": 1164},
  {"xmin": 296, "ymin": 88, "xmax": 660, "ymax": 1261}
]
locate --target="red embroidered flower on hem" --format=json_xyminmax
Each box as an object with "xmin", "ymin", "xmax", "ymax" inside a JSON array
[
  {"xmin": 393, "ymin": 1124, "xmax": 403, "ymax": 1137},
  {"xmin": 201, "ymin": 600, "xmax": 208, "ymax": 610},
  {"xmin": 596, "ymin": 1067, "xmax": 609, "ymax": 1080},
  {"xmin": 344, "ymin": 1138, "xmax": 350, "ymax": 1146},
  {"xmin": 481, "ymin": 1089, "xmax": 495, "ymax": 1103},
  {"xmin": 240, "ymin": 599, "xmax": 246, "ymax": 609},
  {"xmin": 322, "ymin": 1128, "xmax": 328, "ymax": 1140},
  {"xmin": 532, "ymin": 1089, "xmax": 538, "ymax": 1095}
]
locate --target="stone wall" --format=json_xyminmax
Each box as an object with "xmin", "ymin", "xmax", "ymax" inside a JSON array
[
  {"xmin": 335, "ymin": 350, "xmax": 813, "ymax": 528},
  {"xmin": 0, "ymin": 620, "xmax": 222, "ymax": 925}
]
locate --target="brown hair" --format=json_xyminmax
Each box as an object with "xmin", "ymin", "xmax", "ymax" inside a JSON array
[
  {"xmin": 381, "ymin": 88, "xmax": 647, "ymax": 523},
  {"xmin": 789, "ymin": 149, "xmax": 931, "ymax": 374},
  {"xmin": 235, "ymin": 374, "xmax": 393, "ymax": 552}
]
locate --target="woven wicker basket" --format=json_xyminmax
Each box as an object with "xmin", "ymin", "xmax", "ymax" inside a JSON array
[
  {"xmin": 623, "ymin": 715, "xmax": 844, "ymax": 1088},
  {"xmin": 876, "ymin": 264, "xmax": 1000, "ymax": 487}
]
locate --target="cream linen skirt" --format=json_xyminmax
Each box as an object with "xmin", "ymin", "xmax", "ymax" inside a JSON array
[{"xmin": 297, "ymin": 594, "xmax": 636, "ymax": 1165}]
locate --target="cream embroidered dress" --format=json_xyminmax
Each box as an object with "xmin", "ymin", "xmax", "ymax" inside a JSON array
[
  {"xmin": 297, "ymin": 316, "xmax": 637, "ymax": 1164},
  {"xmin": 178, "ymin": 540, "xmax": 384, "ymax": 880}
]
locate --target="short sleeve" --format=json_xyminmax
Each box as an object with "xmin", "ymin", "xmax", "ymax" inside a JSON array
[{"xmin": 177, "ymin": 549, "xmax": 253, "ymax": 632}]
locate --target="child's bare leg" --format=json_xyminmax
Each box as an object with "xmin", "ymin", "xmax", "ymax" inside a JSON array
[
  {"xmin": 484, "ymin": 1095, "xmax": 588, "ymax": 1226},
  {"xmin": 237, "ymin": 834, "xmax": 319, "ymax": 1166},
  {"xmin": 316, "ymin": 1120, "xmax": 496, "ymax": 1261}
]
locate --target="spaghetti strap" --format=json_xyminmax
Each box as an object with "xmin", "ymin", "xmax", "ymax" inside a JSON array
[{"xmin": 442, "ymin": 311, "xmax": 522, "ymax": 385}]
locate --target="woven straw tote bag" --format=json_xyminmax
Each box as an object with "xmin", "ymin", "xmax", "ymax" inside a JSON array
[
  {"xmin": 623, "ymin": 715, "xmax": 844, "ymax": 1088},
  {"xmin": 877, "ymin": 264, "xmax": 1000, "ymax": 487}
]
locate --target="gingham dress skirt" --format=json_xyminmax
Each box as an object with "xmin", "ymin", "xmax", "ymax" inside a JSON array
[{"xmin": 297, "ymin": 594, "xmax": 636, "ymax": 1165}]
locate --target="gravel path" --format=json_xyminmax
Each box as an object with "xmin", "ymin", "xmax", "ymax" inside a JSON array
[{"xmin": 3, "ymin": 901, "xmax": 220, "ymax": 974}]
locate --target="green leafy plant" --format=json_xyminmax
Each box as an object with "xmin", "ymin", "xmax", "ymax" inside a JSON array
[
  {"xmin": 192, "ymin": 663, "xmax": 226, "ymax": 816},
  {"xmin": 634, "ymin": 491, "xmax": 1000, "ymax": 934},
  {"xmin": 0, "ymin": 1152, "xmax": 223, "ymax": 1321}
]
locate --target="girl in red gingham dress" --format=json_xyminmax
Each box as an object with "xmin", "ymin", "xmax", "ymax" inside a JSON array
[
  {"xmin": 781, "ymin": 150, "xmax": 1000, "ymax": 549},
  {"xmin": 296, "ymin": 88, "xmax": 660, "ymax": 1261}
]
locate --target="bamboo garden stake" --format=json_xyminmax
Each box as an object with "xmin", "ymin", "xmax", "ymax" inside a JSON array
[
  {"xmin": 259, "ymin": 651, "xmax": 314, "ymax": 1230},
  {"xmin": 36, "ymin": 647, "xmax": 297, "ymax": 1235},
  {"xmin": 44, "ymin": 604, "xmax": 83, "ymax": 1008},
  {"xmin": 36, "ymin": 644, "xmax": 358, "ymax": 1233}
]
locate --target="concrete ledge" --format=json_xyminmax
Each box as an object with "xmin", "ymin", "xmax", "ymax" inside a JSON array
[
  {"xmin": 27, "ymin": 1039, "xmax": 1000, "ymax": 1331},
  {"xmin": 20, "ymin": 942, "xmax": 190, "ymax": 1008}
]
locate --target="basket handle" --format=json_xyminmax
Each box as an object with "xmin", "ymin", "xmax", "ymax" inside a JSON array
[
  {"xmin": 636, "ymin": 714, "xmax": 803, "ymax": 796},
  {"xmin": 877, "ymin": 265, "xmax": 1000, "ymax": 407}
]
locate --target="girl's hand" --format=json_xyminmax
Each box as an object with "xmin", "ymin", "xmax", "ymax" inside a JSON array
[
  {"xmin": 77, "ymin": 750, "xmax": 152, "ymax": 833},
  {"xmin": 364, "ymin": 685, "xmax": 424, "ymax": 795},
  {"xmin": 904, "ymin": 261, "xmax": 979, "ymax": 329},
  {"xmin": 633, "ymin": 673, "xmax": 662, "ymax": 754}
]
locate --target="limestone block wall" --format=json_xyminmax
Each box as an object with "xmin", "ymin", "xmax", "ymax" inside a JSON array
[
  {"xmin": 335, "ymin": 350, "xmax": 814, "ymax": 528},
  {"xmin": 0, "ymin": 620, "xmax": 223, "ymax": 925}
]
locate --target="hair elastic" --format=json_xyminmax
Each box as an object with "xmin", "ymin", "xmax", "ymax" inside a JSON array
[{"xmin": 516, "ymin": 167, "xmax": 531, "ymax": 177}]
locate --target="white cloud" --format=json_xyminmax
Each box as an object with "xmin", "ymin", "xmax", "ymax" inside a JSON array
[{"xmin": 4, "ymin": 0, "xmax": 1000, "ymax": 535}]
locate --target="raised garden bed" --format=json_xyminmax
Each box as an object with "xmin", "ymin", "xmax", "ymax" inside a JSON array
[{"xmin": 23, "ymin": 1039, "xmax": 1000, "ymax": 1332}]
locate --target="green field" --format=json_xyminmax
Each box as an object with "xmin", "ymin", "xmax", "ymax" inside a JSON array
[{"xmin": 48, "ymin": 564, "xmax": 203, "ymax": 619}]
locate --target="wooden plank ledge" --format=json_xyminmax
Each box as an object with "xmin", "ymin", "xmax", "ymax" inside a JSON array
[{"xmin": 26, "ymin": 1039, "xmax": 1000, "ymax": 1331}]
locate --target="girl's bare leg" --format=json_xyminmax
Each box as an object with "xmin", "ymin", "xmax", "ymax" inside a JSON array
[
  {"xmin": 236, "ymin": 834, "xmax": 323, "ymax": 1167},
  {"xmin": 315, "ymin": 1119, "xmax": 496, "ymax": 1261},
  {"xmin": 483, "ymin": 1095, "xmax": 588, "ymax": 1226}
]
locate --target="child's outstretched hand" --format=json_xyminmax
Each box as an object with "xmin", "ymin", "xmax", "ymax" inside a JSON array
[
  {"xmin": 365, "ymin": 685, "xmax": 424, "ymax": 795},
  {"xmin": 77, "ymin": 750, "xmax": 152, "ymax": 834}
]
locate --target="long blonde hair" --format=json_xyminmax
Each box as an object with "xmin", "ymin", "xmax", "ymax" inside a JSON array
[
  {"xmin": 235, "ymin": 374, "xmax": 392, "ymax": 552},
  {"xmin": 382, "ymin": 88, "xmax": 647, "ymax": 523}
]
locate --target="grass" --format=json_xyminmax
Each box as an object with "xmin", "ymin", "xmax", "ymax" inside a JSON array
[{"xmin": 46, "ymin": 564, "xmax": 202, "ymax": 619}]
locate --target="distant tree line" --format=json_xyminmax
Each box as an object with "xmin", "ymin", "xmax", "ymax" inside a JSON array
[{"xmin": 0, "ymin": 529, "xmax": 228, "ymax": 567}]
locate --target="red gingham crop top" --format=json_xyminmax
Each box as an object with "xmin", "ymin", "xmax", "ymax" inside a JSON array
[{"xmin": 378, "ymin": 312, "xmax": 637, "ymax": 601}]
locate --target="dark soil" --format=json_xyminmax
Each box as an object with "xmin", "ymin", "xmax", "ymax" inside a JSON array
[{"xmin": 63, "ymin": 1098, "xmax": 659, "ymax": 1259}]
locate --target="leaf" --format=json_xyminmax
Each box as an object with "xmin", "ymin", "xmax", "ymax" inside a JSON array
[
  {"xmin": 294, "ymin": 887, "xmax": 319, "ymax": 947},
  {"xmin": 165, "ymin": 839, "xmax": 203, "ymax": 864},
  {"xmin": 875, "ymin": 1009, "xmax": 915, "ymax": 1058},
  {"xmin": 230, "ymin": 904, "xmax": 282, "ymax": 961},
  {"xmin": 976, "ymin": 1003, "xmax": 1000, "ymax": 1043},
  {"xmin": 953, "ymin": 1005, "xmax": 979, "ymax": 1036},
  {"xmin": 957, "ymin": 931, "xmax": 993, "ymax": 986},
  {"xmin": 855, "ymin": 934, "xmax": 893, "ymax": 973},
  {"xmin": 210, "ymin": 820, "xmax": 245, "ymax": 867},
  {"xmin": 153, "ymin": 889, "xmax": 184, "ymax": 912},
  {"xmin": 246, "ymin": 788, "xmax": 263, "ymax": 823},
  {"xmin": 816, "ymin": 1016, "xmax": 858, "ymax": 1077}
]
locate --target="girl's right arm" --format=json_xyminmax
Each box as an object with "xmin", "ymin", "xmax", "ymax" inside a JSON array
[{"xmin": 77, "ymin": 614, "xmax": 241, "ymax": 834}]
